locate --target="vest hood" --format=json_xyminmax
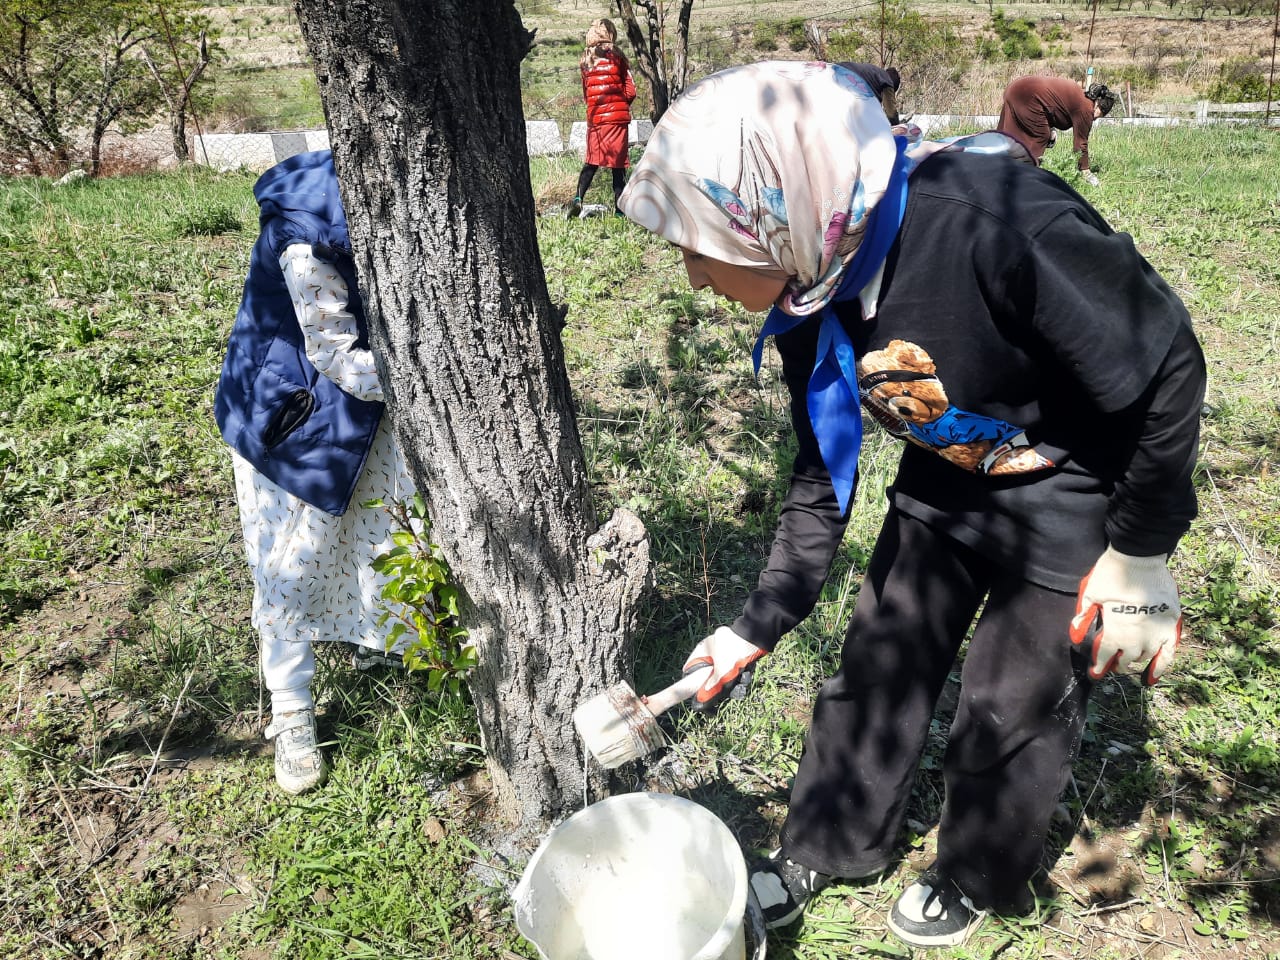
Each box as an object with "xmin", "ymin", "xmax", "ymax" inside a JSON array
[{"xmin": 254, "ymin": 150, "xmax": 352, "ymax": 256}]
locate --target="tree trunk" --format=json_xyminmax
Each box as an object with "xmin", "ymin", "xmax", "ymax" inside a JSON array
[
  {"xmin": 293, "ymin": 0, "xmax": 650, "ymax": 826},
  {"xmin": 143, "ymin": 32, "xmax": 210, "ymax": 163},
  {"xmin": 170, "ymin": 32, "xmax": 209, "ymax": 163},
  {"xmin": 89, "ymin": 132, "xmax": 102, "ymax": 177},
  {"xmin": 170, "ymin": 112, "xmax": 188, "ymax": 161},
  {"xmin": 615, "ymin": 0, "xmax": 673, "ymax": 120},
  {"xmin": 671, "ymin": 0, "xmax": 694, "ymax": 103}
]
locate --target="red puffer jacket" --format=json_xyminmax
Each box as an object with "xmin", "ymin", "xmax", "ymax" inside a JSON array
[{"xmin": 581, "ymin": 48, "xmax": 636, "ymax": 127}]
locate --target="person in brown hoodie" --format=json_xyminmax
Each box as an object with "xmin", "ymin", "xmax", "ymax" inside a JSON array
[{"xmin": 997, "ymin": 76, "xmax": 1118, "ymax": 184}]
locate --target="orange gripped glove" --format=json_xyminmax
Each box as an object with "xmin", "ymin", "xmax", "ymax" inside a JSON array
[
  {"xmin": 1068, "ymin": 545, "xmax": 1182, "ymax": 686},
  {"xmin": 681, "ymin": 625, "xmax": 768, "ymax": 713}
]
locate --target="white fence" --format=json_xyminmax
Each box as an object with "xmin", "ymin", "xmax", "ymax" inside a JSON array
[
  {"xmin": 192, "ymin": 118, "xmax": 655, "ymax": 173},
  {"xmin": 1137, "ymin": 100, "xmax": 1278, "ymax": 121},
  {"xmin": 86, "ymin": 104, "xmax": 1277, "ymax": 176},
  {"xmin": 909, "ymin": 100, "xmax": 1280, "ymax": 136}
]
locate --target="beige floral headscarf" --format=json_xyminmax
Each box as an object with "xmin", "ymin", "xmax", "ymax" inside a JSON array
[
  {"xmin": 619, "ymin": 61, "xmax": 1034, "ymax": 513},
  {"xmin": 621, "ymin": 60, "xmax": 1031, "ymax": 317},
  {"xmin": 585, "ymin": 18, "xmax": 616, "ymax": 49},
  {"xmin": 620, "ymin": 61, "xmax": 899, "ymax": 317}
]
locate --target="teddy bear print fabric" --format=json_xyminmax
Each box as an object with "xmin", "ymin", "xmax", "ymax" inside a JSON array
[{"xmin": 857, "ymin": 339, "xmax": 1054, "ymax": 475}]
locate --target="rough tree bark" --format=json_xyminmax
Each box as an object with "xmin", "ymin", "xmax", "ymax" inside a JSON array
[
  {"xmin": 293, "ymin": 0, "xmax": 650, "ymax": 826},
  {"xmin": 613, "ymin": 0, "xmax": 694, "ymax": 121}
]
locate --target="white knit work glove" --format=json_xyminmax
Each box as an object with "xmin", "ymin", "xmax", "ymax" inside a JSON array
[
  {"xmin": 1069, "ymin": 545, "xmax": 1182, "ymax": 685},
  {"xmin": 682, "ymin": 625, "xmax": 768, "ymax": 713}
]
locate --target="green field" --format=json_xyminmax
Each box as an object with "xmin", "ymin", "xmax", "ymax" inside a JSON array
[{"xmin": 2, "ymin": 101, "xmax": 1278, "ymax": 960}]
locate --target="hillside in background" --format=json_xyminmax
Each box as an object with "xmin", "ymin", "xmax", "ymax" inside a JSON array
[{"xmin": 198, "ymin": 2, "xmax": 1276, "ymax": 136}]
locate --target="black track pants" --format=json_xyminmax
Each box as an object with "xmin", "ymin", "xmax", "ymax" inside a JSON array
[{"xmin": 779, "ymin": 507, "xmax": 1092, "ymax": 911}]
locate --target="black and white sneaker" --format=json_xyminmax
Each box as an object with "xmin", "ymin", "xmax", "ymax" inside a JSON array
[
  {"xmin": 887, "ymin": 866, "xmax": 987, "ymax": 948},
  {"xmin": 350, "ymin": 645, "xmax": 406, "ymax": 671},
  {"xmin": 748, "ymin": 849, "xmax": 831, "ymax": 928}
]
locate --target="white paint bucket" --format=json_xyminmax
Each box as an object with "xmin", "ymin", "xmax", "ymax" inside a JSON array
[{"xmin": 513, "ymin": 792, "xmax": 749, "ymax": 960}]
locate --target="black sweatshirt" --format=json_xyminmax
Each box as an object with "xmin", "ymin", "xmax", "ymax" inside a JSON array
[{"xmin": 733, "ymin": 151, "xmax": 1205, "ymax": 652}]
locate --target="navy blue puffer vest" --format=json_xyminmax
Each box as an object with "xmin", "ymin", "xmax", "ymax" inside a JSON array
[{"xmin": 214, "ymin": 150, "xmax": 383, "ymax": 516}]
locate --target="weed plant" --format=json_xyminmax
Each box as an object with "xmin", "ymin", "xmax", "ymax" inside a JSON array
[{"xmin": 0, "ymin": 124, "xmax": 1278, "ymax": 958}]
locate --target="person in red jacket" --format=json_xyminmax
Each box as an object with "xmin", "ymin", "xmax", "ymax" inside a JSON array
[
  {"xmin": 569, "ymin": 18, "xmax": 636, "ymax": 217},
  {"xmin": 997, "ymin": 76, "xmax": 1118, "ymax": 184}
]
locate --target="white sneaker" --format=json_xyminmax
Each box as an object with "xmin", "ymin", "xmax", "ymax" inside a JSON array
[{"xmin": 265, "ymin": 709, "xmax": 326, "ymax": 795}]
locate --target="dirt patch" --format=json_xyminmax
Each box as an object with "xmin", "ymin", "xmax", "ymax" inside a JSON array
[
  {"xmin": 1061, "ymin": 830, "xmax": 1147, "ymax": 904},
  {"xmin": 8, "ymin": 573, "xmax": 136, "ymax": 668},
  {"xmin": 169, "ymin": 872, "xmax": 258, "ymax": 946}
]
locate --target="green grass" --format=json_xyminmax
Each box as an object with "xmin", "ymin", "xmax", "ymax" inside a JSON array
[
  {"xmin": 0, "ymin": 167, "xmax": 258, "ymax": 617},
  {"xmin": 2, "ymin": 123, "xmax": 1279, "ymax": 958}
]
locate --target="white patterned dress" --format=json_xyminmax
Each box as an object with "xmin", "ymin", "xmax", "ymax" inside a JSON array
[{"xmin": 232, "ymin": 242, "xmax": 415, "ymax": 712}]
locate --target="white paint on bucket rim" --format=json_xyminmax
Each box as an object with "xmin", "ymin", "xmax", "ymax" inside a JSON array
[{"xmin": 513, "ymin": 792, "xmax": 749, "ymax": 960}]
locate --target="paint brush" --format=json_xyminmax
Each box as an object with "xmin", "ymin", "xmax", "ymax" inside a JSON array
[{"xmin": 573, "ymin": 665, "xmax": 713, "ymax": 769}]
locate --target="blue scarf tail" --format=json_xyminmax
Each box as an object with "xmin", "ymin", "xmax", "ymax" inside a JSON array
[{"xmin": 751, "ymin": 137, "xmax": 910, "ymax": 514}]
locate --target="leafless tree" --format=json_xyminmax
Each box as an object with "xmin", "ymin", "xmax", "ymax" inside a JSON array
[
  {"xmin": 612, "ymin": 0, "xmax": 695, "ymax": 120},
  {"xmin": 141, "ymin": 24, "xmax": 213, "ymax": 163}
]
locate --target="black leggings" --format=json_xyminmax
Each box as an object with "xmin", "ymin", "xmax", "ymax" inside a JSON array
[
  {"xmin": 576, "ymin": 164, "xmax": 626, "ymax": 205},
  {"xmin": 780, "ymin": 507, "xmax": 1092, "ymax": 911}
]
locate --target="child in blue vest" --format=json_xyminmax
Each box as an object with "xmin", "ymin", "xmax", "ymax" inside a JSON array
[{"xmin": 215, "ymin": 150, "xmax": 416, "ymax": 794}]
